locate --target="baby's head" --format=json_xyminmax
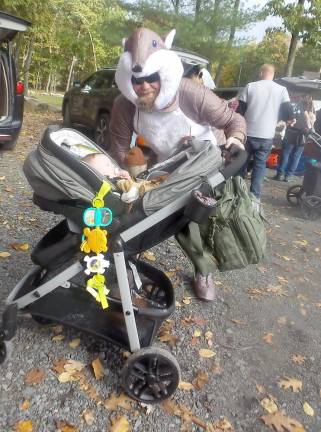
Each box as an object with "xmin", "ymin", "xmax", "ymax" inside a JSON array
[{"xmin": 82, "ymin": 153, "xmax": 131, "ymax": 179}]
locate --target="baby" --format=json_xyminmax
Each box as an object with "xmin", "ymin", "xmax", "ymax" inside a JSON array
[{"xmin": 81, "ymin": 153, "xmax": 131, "ymax": 180}]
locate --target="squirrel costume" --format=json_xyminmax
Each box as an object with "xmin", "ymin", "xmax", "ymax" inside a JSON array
[{"xmin": 109, "ymin": 27, "xmax": 246, "ymax": 301}]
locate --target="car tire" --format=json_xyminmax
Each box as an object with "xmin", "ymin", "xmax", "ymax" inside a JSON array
[
  {"xmin": 63, "ymin": 102, "xmax": 72, "ymax": 127},
  {"xmin": 95, "ymin": 113, "xmax": 110, "ymax": 150},
  {"xmin": 0, "ymin": 138, "xmax": 18, "ymax": 151}
]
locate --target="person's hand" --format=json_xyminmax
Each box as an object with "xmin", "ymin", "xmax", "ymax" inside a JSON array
[
  {"xmin": 287, "ymin": 118, "xmax": 296, "ymax": 127},
  {"xmin": 225, "ymin": 136, "xmax": 245, "ymax": 152}
]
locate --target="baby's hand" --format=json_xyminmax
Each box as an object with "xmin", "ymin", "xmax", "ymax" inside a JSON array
[{"xmin": 114, "ymin": 168, "xmax": 131, "ymax": 180}]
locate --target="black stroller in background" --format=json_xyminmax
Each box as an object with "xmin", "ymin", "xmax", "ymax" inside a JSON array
[
  {"xmin": 0, "ymin": 126, "xmax": 246, "ymax": 403},
  {"xmin": 287, "ymin": 130, "xmax": 321, "ymax": 220}
]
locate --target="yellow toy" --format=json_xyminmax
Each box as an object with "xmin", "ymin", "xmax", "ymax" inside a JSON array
[
  {"xmin": 86, "ymin": 274, "xmax": 109, "ymax": 309},
  {"xmin": 81, "ymin": 226, "xmax": 108, "ymax": 254}
]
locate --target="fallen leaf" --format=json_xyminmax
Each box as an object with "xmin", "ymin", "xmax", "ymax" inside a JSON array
[
  {"xmin": 10, "ymin": 242, "xmax": 29, "ymax": 251},
  {"xmin": 52, "ymin": 324, "xmax": 64, "ymax": 334},
  {"xmin": 276, "ymin": 276, "xmax": 288, "ymax": 284},
  {"xmin": 52, "ymin": 334, "xmax": 65, "ymax": 342},
  {"xmin": 92, "ymin": 357, "xmax": 105, "ymax": 380},
  {"xmin": 209, "ymin": 418, "xmax": 234, "ymax": 431},
  {"xmin": 293, "ymin": 239, "xmax": 308, "ymax": 246},
  {"xmin": 20, "ymin": 400, "xmax": 30, "ymax": 410},
  {"xmin": 64, "ymin": 359, "xmax": 85, "ymax": 373},
  {"xmin": 192, "ymin": 371, "xmax": 209, "ymax": 389},
  {"xmin": 266, "ymin": 285, "xmax": 288, "ymax": 297},
  {"xmin": 51, "ymin": 358, "xmax": 67, "ymax": 374},
  {"xmin": 303, "ymin": 402, "xmax": 314, "ymax": 417},
  {"xmin": 82, "ymin": 409, "xmax": 94, "ymax": 425},
  {"xmin": 142, "ymin": 250, "xmax": 156, "ymax": 261},
  {"xmin": 278, "ymin": 377, "xmax": 302, "ymax": 393},
  {"xmin": 0, "ymin": 251, "xmax": 11, "ymax": 258},
  {"xmin": 199, "ymin": 348, "xmax": 216, "ymax": 358},
  {"xmin": 178, "ymin": 381, "xmax": 194, "ymax": 391},
  {"xmin": 292, "ymin": 354, "xmax": 306, "ymax": 365},
  {"xmin": 69, "ymin": 338, "xmax": 81, "ymax": 348},
  {"xmin": 261, "ymin": 411, "xmax": 305, "ymax": 432},
  {"xmin": 162, "ymin": 399, "xmax": 207, "ymax": 429},
  {"xmin": 260, "ymin": 397, "xmax": 278, "ymax": 414},
  {"xmin": 109, "ymin": 416, "xmax": 131, "ymax": 432},
  {"xmin": 277, "ymin": 316, "xmax": 287, "ymax": 325},
  {"xmin": 246, "ymin": 288, "xmax": 266, "ymax": 300},
  {"xmin": 262, "ymin": 333, "xmax": 274, "ymax": 345},
  {"xmin": 13, "ymin": 420, "xmax": 33, "ymax": 432},
  {"xmin": 104, "ymin": 393, "xmax": 132, "ymax": 411},
  {"xmin": 191, "ymin": 336, "xmax": 199, "ymax": 346},
  {"xmin": 55, "ymin": 420, "xmax": 78, "ymax": 432},
  {"xmin": 158, "ymin": 332, "xmax": 179, "ymax": 347},
  {"xmin": 229, "ymin": 318, "xmax": 246, "ymax": 326},
  {"xmin": 181, "ymin": 315, "xmax": 207, "ymax": 326},
  {"xmin": 256, "ymin": 383, "xmax": 266, "ymax": 394},
  {"xmin": 24, "ymin": 368, "xmax": 46, "ymax": 385},
  {"xmin": 205, "ymin": 331, "xmax": 214, "ymax": 340},
  {"xmin": 182, "ymin": 297, "xmax": 192, "ymax": 305},
  {"xmin": 58, "ymin": 371, "xmax": 78, "ymax": 383},
  {"xmin": 193, "ymin": 329, "xmax": 202, "ymax": 337}
]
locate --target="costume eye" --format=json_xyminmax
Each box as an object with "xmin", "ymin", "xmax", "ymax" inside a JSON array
[{"xmin": 152, "ymin": 40, "xmax": 157, "ymax": 47}]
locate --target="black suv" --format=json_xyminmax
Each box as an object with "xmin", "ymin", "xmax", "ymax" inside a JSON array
[
  {"xmin": 62, "ymin": 49, "xmax": 211, "ymax": 149},
  {"xmin": 0, "ymin": 11, "xmax": 30, "ymax": 150}
]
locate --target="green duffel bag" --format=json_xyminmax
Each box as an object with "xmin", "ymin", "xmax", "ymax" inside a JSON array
[{"xmin": 206, "ymin": 176, "xmax": 266, "ymax": 271}]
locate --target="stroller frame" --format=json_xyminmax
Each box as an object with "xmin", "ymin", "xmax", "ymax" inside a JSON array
[
  {"xmin": 0, "ymin": 133, "xmax": 246, "ymax": 403},
  {"xmin": 286, "ymin": 130, "xmax": 321, "ymax": 220}
]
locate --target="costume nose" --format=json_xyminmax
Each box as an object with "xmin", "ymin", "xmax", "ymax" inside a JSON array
[{"xmin": 132, "ymin": 64, "xmax": 142, "ymax": 73}]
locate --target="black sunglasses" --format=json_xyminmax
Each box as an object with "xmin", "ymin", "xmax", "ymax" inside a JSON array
[{"xmin": 131, "ymin": 72, "xmax": 160, "ymax": 85}]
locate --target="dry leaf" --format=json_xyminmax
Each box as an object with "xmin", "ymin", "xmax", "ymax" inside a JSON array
[
  {"xmin": 0, "ymin": 251, "xmax": 11, "ymax": 258},
  {"xmin": 278, "ymin": 377, "xmax": 302, "ymax": 393},
  {"xmin": 52, "ymin": 324, "xmax": 64, "ymax": 334},
  {"xmin": 20, "ymin": 400, "xmax": 30, "ymax": 410},
  {"xmin": 13, "ymin": 420, "xmax": 33, "ymax": 432},
  {"xmin": 303, "ymin": 402, "xmax": 314, "ymax": 417},
  {"xmin": 142, "ymin": 250, "xmax": 156, "ymax": 261},
  {"xmin": 92, "ymin": 357, "xmax": 105, "ymax": 380},
  {"xmin": 261, "ymin": 410, "xmax": 305, "ymax": 432},
  {"xmin": 262, "ymin": 333, "xmax": 274, "ymax": 345},
  {"xmin": 52, "ymin": 334, "xmax": 65, "ymax": 342},
  {"xmin": 58, "ymin": 371, "xmax": 78, "ymax": 383},
  {"xmin": 277, "ymin": 316, "xmax": 287, "ymax": 325},
  {"xmin": 52, "ymin": 358, "xmax": 67, "ymax": 374},
  {"xmin": 246, "ymin": 288, "xmax": 266, "ymax": 300},
  {"xmin": 182, "ymin": 297, "xmax": 192, "ymax": 305},
  {"xmin": 64, "ymin": 359, "xmax": 85, "ymax": 373},
  {"xmin": 158, "ymin": 332, "xmax": 179, "ymax": 347},
  {"xmin": 109, "ymin": 416, "xmax": 131, "ymax": 432},
  {"xmin": 199, "ymin": 348, "xmax": 216, "ymax": 358},
  {"xmin": 205, "ymin": 331, "xmax": 214, "ymax": 340},
  {"xmin": 209, "ymin": 418, "xmax": 234, "ymax": 431},
  {"xmin": 82, "ymin": 409, "xmax": 94, "ymax": 425},
  {"xmin": 193, "ymin": 329, "xmax": 202, "ymax": 337},
  {"xmin": 293, "ymin": 239, "xmax": 308, "ymax": 246},
  {"xmin": 104, "ymin": 393, "xmax": 132, "ymax": 411},
  {"xmin": 277, "ymin": 276, "xmax": 288, "ymax": 284},
  {"xmin": 260, "ymin": 397, "xmax": 278, "ymax": 414},
  {"xmin": 69, "ymin": 338, "xmax": 81, "ymax": 348},
  {"xmin": 24, "ymin": 368, "xmax": 46, "ymax": 385},
  {"xmin": 192, "ymin": 371, "xmax": 209, "ymax": 389},
  {"xmin": 256, "ymin": 383, "xmax": 266, "ymax": 394},
  {"xmin": 292, "ymin": 354, "xmax": 306, "ymax": 365},
  {"xmin": 10, "ymin": 242, "xmax": 29, "ymax": 251},
  {"xmin": 178, "ymin": 381, "xmax": 194, "ymax": 391},
  {"xmin": 266, "ymin": 285, "xmax": 288, "ymax": 297},
  {"xmin": 162, "ymin": 399, "xmax": 207, "ymax": 429},
  {"xmin": 191, "ymin": 336, "xmax": 200, "ymax": 346},
  {"xmin": 229, "ymin": 318, "xmax": 246, "ymax": 326},
  {"xmin": 181, "ymin": 315, "xmax": 207, "ymax": 326},
  {"xmin": 56, "ymin": 420, "xmax": 78, "ymax": 432}
]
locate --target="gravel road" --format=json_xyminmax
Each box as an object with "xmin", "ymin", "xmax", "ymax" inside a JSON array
[{"xmin": 0, "ymin": 111, "xmax": 321, "ymax": 432}]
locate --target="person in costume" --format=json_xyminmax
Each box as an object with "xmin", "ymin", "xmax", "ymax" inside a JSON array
[{"xmin": 109, "ymin": 27, "xmax": 246, "ymax": 301}]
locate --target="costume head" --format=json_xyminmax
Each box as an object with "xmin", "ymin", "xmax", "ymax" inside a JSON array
[{"xmin": 115, "ymin": 27, "xmax": 184, "ymax": 111}]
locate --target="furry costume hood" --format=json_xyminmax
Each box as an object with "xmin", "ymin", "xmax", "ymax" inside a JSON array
[{"xmin": 115, "ymin": 27, "xmax": 184, "ymax": 111}]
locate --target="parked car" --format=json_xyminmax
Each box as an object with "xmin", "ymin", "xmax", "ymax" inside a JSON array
[
  {"xmin": 62, "ymin": 48, "xmax": 211, "ymax": 149},
  {"xmin": 0, "ymin": 11, "xmax": 31, "ymax": 150}
]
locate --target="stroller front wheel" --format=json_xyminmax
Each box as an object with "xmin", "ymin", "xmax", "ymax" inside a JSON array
[
  {"xmin": 0, "ymin": 339, "xmax": 12, "ymax": 365},
  {"xmin": 286, "ymin": 185, "xmax": 303, "ymax": 207},
  {"xmin": 121, "ymin": 346, "xmax": 180, "ymax": 403},
  {"xmin": 300, "ymin": 195, "xmax": 321, "ymax": 221}
]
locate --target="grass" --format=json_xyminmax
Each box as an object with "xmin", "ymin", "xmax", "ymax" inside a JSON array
[{"xmin": 28, "ymin": 91, "xmax": 63, "ymax": 108}]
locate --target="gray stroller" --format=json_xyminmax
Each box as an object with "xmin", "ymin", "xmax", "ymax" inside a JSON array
[{"xmin": 0, "ymin": 125, "xmax": 246, "ymax": 403}]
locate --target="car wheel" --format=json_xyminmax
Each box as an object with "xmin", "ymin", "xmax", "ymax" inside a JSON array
[
  {"xmin": 0, "ymin": 138, "xmax": 18, "ymax": 151},
  {"xmin": 95, "ymin": 113, "xmax": 110, "ymax": 150},
  {"xmin": 63, "ymin": 102, "xmax": 72, "ymax": 127}
]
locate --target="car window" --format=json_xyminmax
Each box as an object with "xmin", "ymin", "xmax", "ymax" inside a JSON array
[{"xmin": 82, "ymin": 70, "xmax": 115, "ymax": 91}]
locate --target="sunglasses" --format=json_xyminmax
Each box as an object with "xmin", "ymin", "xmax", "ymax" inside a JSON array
[{"xmin": 131, "ymin": 72, "xmax": 160, "ymax": 85}]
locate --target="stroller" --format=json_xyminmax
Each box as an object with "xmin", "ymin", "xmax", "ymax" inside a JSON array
[
  {"xmin": 0, "ymin": 126, "xmax": 246, "ymax": 403},
  {"xmin": 286, "ymin": 130, "xmax": 321, "ymax": 220}
]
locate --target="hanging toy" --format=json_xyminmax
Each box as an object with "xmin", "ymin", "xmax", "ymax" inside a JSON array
[
  {"xmin": 84, "ymin": 254, "xmax": 110, "ymax": 275},
  {"xmin": 86, "ymin": 274, "xmax": 110, "ymax": 309},
  {"xmin": 80, "ymin": 180, "xmax": 113, "ymax": 310}
]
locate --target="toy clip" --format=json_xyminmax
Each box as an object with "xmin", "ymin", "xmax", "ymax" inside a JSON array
[{"xmin": 92, "ymin": 181, "xmax": 111, "ymax": 208}]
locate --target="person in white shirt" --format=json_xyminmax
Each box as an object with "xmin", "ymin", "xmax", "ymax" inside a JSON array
[{"xmin": 237, "ymin": 64, "xmax": 294, "ymax": 199}]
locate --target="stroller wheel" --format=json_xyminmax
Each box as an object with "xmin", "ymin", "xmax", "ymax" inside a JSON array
[
  {"xmin": 300, "ymin": 195, "xmax": 321, "ymax": 221},
  {"xmin": 121, "ymin": 346, "xmax": 180, "ymax": 403},
  {"xmin": 31, "ymin": 315, "xmax": 53, "ymax": 325},
  {"xmin": 286, "ymin": 185, "xmax": 303, "ymax": 207},
  {"xmin": 0, "ymin": 339, "xmax": 12, "ymax": 365}
]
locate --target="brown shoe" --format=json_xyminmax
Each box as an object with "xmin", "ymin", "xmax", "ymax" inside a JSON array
[{"xmin": 193, "ymin": 273, "xmax": 216, "ymax": 301}]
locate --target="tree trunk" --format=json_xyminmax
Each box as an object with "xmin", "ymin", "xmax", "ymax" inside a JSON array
[
  {"xmin": 215, "ymin": 0, "xmax": 240, "ymax": 87},
  {"xmin": 285, "ymin": 0, "xmax": 305, "ymax": 77},
  {"xmin": 23, "ymin": 37, "xmax": 34, "ymax": 96},
  {"xmin": 195, "ymin": 0, "xmax": 202, "ymax": 21},
  {"xmin": 171, "ymin": 0, "xmax": 180, "ymax": 14},
  {"xmin": 46, "ymin": 73, "xmax": 51, "ymax": 93},
  {"xmin": 66, "ymin": 55, "xmax": 77, "ymax": 92}
]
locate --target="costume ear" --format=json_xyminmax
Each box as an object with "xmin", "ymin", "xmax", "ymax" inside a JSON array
[
  {"xmin": 164, "ymin": 29, "xmax": 176, "ymax": 49},
  {"xmin": 122, "ymin": 38, "xmax": 127, "ymax": 49}
]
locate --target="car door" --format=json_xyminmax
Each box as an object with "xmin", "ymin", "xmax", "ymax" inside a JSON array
[{"xmin": 70, "ymin": 72, "xmax": 100, "ymax": 125}]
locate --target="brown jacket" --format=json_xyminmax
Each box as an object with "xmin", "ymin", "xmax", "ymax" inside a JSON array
[{"xmin": 110, "ymin": 78, "xmax": 246, "ymax": 165}]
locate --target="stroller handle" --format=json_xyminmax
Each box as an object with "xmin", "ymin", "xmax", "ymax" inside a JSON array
[{"xmin": 220, "ymin": 147, "xmax": 248, "ymax": 180}]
